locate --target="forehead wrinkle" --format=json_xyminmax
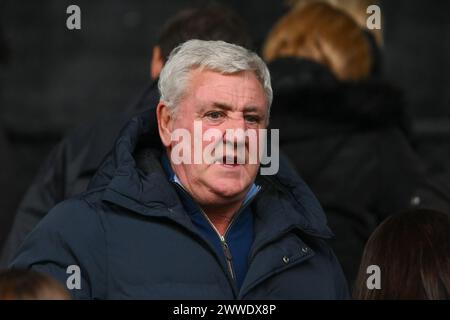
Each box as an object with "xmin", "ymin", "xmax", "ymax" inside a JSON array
[
  {"xmin": 187, "ymin": 70, "xmax": 267, "ymax": 115},
  {"xmin": 195, "ymin": 84, "xmax": 264, "ymax": 112}
]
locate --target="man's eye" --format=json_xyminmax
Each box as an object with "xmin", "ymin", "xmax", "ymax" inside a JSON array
[
  {"xmin": 245, "ymin": 115, "xmax": 260, "ymax": 123},
  {"xmin": 206, "ymin": 111, "xmax": 224, "ymax": 120}
]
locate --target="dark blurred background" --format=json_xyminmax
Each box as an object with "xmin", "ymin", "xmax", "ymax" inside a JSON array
[
  {"xmin": 382, "ymin": 0, "xmax": 450, "ymax": 177},
  {"xmin": 0, "ymin": 0, "xmax": 449, "ymax": 210}
]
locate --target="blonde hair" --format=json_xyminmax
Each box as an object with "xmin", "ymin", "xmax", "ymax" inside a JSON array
[
  {"xmin": 286, "ymin": 0, "xmax": 382, "ymax": 44},
  {"xmin": 263, "ymin": 2, "xmax": 373, "ymax": 81}
]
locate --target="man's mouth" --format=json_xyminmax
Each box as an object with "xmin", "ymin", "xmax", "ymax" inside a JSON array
[{"xmin": 214, "ymin": 155, "xmax": 243, "ymax": 167}]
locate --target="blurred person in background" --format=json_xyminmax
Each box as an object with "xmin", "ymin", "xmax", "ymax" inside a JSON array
[
  {"xmin": 0, "ymin": 4, "xmax": 253, "ymax": 268},
  {"xmin": 0, "ymin": 269, "xmax": 70, "ymax": 300},
  {"xmin": 353, "ymin": 209, "xmax": 450, "ymax": 299},
  {"xmin": 263, "ymin": 1, "xmax": 450, "ymax": 286}
]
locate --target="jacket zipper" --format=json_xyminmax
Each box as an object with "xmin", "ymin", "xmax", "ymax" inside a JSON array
[
  {"xmin": 220, "ymin": 236, "xmax": 235, "ymax": 281},
  {"xmin": 173, "ymin": 182, "xmax": 259, "ymax": 284},
  {"xmin": 198, "ymin": 207, "xmax": 237, "ymax": 282},
  {"xmin": 196, "ymin": 190, "xmax": 260, "ymax": 283}
]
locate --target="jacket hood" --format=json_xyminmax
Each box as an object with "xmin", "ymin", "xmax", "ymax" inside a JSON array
[
  {"xmin": 268, "ymin": 58, "xmax": 409, "ymax": 134},
  {"xmin": 88, "ymin": 108, "xmax": 334, "ymax": 239}
]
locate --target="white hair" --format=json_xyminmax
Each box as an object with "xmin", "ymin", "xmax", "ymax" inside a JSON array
[{"xmin": 158, "ymin": 39, "xmax": 273, "ymax": 115}]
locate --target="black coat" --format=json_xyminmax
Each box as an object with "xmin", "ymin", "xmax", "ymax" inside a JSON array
[
  {"xmin": 0, "ymin": 81, "xmax": 160, "ymax": 267},
  {"xmin": 11, "ymin": 109, "xmax": 349, "ymax": 299},
  {"xmin": 268, "ymin": 58, "xmax": 450, "ymax": 286}
]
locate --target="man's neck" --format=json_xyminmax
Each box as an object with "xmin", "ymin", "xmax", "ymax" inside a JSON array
[{"xmin": 202, "ymin": 201, "xmax": 243, "ymax": 236}]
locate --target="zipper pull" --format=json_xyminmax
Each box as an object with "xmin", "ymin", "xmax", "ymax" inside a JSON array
[
  {"xmin": 222, "ymin": 241, "xmax": 233, "ymax": 261},
  {"xmin": 220, "ymin": 237, "xmax": 235, "ymax": 280}
]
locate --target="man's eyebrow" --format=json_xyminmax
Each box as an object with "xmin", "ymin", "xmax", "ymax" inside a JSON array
[
  {"xmin": 209, "ymin": 102, "xmax": 263, "ymax": 113},
  {"xmin": 211, "ymin": 102, "xmax": 233, "ymax": 111},
  {"xmin": 242, "ymin": 106, "xmax": 261, "ymax": 113}
]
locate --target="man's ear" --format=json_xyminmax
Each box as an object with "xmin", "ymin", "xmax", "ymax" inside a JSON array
[
  {"xmin": 156, "ymin": 101, "xmax": 173, "ymax": 147},
  {"xmin": 151, "ymin": 46, "xmax": 164, "ymax": 80}
]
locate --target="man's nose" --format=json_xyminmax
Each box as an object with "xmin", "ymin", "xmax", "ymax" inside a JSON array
[{"xmin": 222, "ymin": 117, "xmax": 247, "ymax": 142}]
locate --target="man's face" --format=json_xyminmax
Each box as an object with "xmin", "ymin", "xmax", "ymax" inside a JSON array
[{"xmin": 160, "ymin": 69, "xmax": 269, "ymax": 208}]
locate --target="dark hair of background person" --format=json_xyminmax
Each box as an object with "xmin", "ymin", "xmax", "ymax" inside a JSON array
[
  {"xmin": 263, "ymin": 1, "xmax": 373, "ymax": 81},
  {"xmin": 353, "ymin": 209, "xmax": 450, "ymax": 300},
  {"xmin": 0, "ymin": 269, "xmax": 71, "ymax": 300},
  {"xmin": 156, "ymin": 4, "xmax": 254, "ymax": 61}
]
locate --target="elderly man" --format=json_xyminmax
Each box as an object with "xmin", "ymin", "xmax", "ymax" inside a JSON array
[{"xmin": 11, "ymin": 40, "xmax": 348, "ymax": 299}]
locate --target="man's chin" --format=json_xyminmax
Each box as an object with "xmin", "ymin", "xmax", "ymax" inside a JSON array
[
  {"xmin": 207, "ymin": 180, "xmax": 249, "ymax": 202},
  {"xmin": 201, "ymin": 165, "xmax": 256, "ymax": 202}
]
